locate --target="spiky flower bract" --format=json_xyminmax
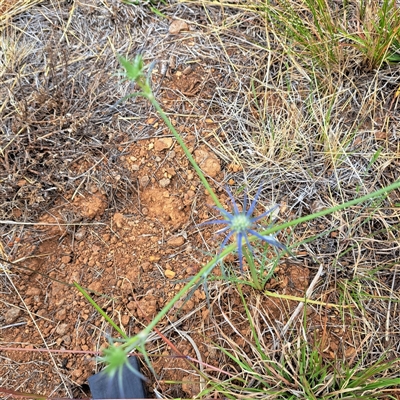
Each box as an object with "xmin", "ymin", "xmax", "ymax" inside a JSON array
[
  {"xmin": 207, "ymin": 186, "xmax": 286, "ymax": 272},
  {"xmin": 97, "ymin": 335, "xmax": 148, "ymax": 398}
]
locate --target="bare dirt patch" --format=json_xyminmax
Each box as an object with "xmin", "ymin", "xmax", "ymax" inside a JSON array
[
  {"xmin": 1, "ymin": 128, "xmax": 331, "ymax": 398},
  {"xmin": 0, "ymin": 132, "xmax": 323, "ymax": 397}
]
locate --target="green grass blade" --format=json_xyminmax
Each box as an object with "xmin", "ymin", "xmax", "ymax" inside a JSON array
[{"xmin": 73, "ymin": 281, "xmax": 127, "ymax": 339}]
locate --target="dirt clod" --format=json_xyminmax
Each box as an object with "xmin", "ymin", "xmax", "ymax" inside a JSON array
[
  {"xmin": 165, "ymin": 269, "xmax": 176, "ymax": 279},
  {"xmin": 159, "ymin": 178, "xmax": 171, "ymax": 188},
  {"xmin": 139, "ymin": 175, "xmax": 150, "ymax": 187},
  {"xmin": 113, "ymin": 212, "xmax": 125, "ymax": 228},
  {"xmin": 194, "ymin": 147, "xmax": 221, "ymax": 178},
  {"xmin": 4, "ymin": 307, "xmax": 22, "ymax": 324},
  {"xmin": 167, "ymin": 236, "xmax": 185, "ymax": 247},
  {"xmin": 61, "ymin": 255, "xmax": 72, "ymax": 264},
  {"xmin": 169, "ymin": 19, "xmax": 189, "ymax": 35},
  {"xmin": 76, "ymin": 193, "xmax": 107, "ymax": 220},
  {"xmin": 56, "ymin": 323, "xmax": 69, "ymax": 336},
  {"xmin": 154, "ymin": 137, "xmax": 173, "ymax": 151}
]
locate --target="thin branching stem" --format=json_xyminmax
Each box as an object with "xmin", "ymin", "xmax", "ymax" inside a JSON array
[{"xmin": 146, "ymin": 93, "xmax": 223, "ymax": 209}]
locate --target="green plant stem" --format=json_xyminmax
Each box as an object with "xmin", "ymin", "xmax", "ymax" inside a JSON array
[
  {"xmin": 258, "ymin": 180, "xmax": 400, "ymax": 237},
  {"xmin": 243, "ymin": 246, "xmax": 261, "ymax": 290},
  {"xmin": 144, "ymin": 92, "xmax": 223, "ymax": 209},
  {"xmin": 123, "ymin": 246, "xmax": 233, "ymax": 351},
  {"xmin": 74, "ymin": 282, "xmax": 127, "ymax": 339},
  {"xmin": 119, "ymin": 54, "xmax": 222, "ymax": 209}
]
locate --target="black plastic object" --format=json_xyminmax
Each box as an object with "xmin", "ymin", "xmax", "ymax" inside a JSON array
[{"xmin": 88, "ymin": 356, "xmax": 146, "ymax": 399}]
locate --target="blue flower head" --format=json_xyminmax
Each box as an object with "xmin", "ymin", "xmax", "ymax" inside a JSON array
[{"xmin": 207, "ymin": 186, "xmax": 286, "ymax": 272}]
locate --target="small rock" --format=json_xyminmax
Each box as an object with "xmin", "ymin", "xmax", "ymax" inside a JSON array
[
  {"xmin": 4, "ymin": 307, "xmax": 22, "ymax": 324},
  {"xmin": 141, "ymin": 261, "xmax": 151, "ymax": 271},
  {"xmin": 165, "ymin": 269, "xmax": 176, "ymax": 279},
  {"xmin": 26, "ymin": 287, "xmax": 41, "ymax": 296},
  {"xmin": 154, "ymin": 137, "xmax": 173, "ymax": 152},
  {"xmin": 182, "ymin": 66, "xmax": 193, "ymax": 75},
  {"xmin": 56, "ymin": 323, "xmax": 69, "ymax": 336},
  {"xmin": 72, "ymin": 368, "xmax": 83, "ymax": 378},
  {"xmin": 92, "ymin": 244, "xmax": 101, "ymax": 253},
  {"xmin": 80, "ymin": 193, "xmax": 107, "ymax": 219},
  {"xmin": 137, "ymin": 295, "xmax": 157, "ymax": 318},
  {"xmin": 36, "ymin": 309, "xmax": 47, "ymax": 317},
  {"xmin": 183, "ymin": 299, "xmax": 194, "ymax": 311},
  {"xmin": 131, "ymin": 164, "xmax": 140, "ymax": 171},
  {"xmin": 121, "ymin": 315, "xmax": 130, "ymax": 326},
  {"xmin": 62, "ymin": 335, "xmax": 72, "ymax": 345},
  {"xmin": 169, "ymin": 19, "xmax": 189, "ymax": 35},
  {"xmin": 375, "ymin": 131, "xmax": 388, "ymax": 140},
  {"xmin": 88, "ymin": 259, "xmax": 96, "ymax": 267},
  {"xmin": 17, "ymin": 179, "xmax": 27, "ymax": 187},
  {"xmin": 186, "ymin": 265, "xmax": 197, "ymax": 275},
  {"xmin": 55, "ymin": 308, "xmax": 67, "ymax": 321},
  {"xmin": 90, "ymin": 185, "xmax": 98, "ymax": 193},
  {"xmin": 202, "ymin": 309, "xmax": 210, "ymax": 320},
  {"xmin": 139, "ymin": 175, "xmax": 150, "ymax": 187},
  {"xmin": 159, "ymin": 178, "xmax": 170, "ymax": 188},
  {"xmin": 88, "ymin": 281, "xmax": 103, "ymax": 292},
  {"xmin": 61, "ymin": 255, "xmax": 71, "ymax": 264},
  {"xmin": 194, "ymin": 147, "xmax": 221, "ymax": 178},
  {"xmin": 113, "ymin": 212, "xmax": 125, "ymax": 229},
  {"xmin": 167, "ymin": 236, "xmax": 185, "ymax": 248},
  {"xmin": 74, "ymin": 229, "xmax": 85, "ymax": 241},
  {"xmin": 345, "ymin": 347, "xmax": 356, "ymax": 358},
  {"xmin": 165, "ymin": 167, "xmax": 176, "ymax": 177},
  {"xmin": 183, "ymin": 190, "xmax": 195, "ymax": 206},
  {"xmin": 146, "ymin": 117, "xmax": 157, "ymax": 124}
]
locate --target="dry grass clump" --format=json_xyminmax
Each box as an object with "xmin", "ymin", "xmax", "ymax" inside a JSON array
[
  {"xmin": 0, "ymin": 0, "xmax": 44, "ymax": 26},
  {"xmin": 203, "ymin": 282, "xmax": 400, "ymax": 398},
  {"xmin": 1, "ymin": 1, "xmax": 157, "ymax": 228}
]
